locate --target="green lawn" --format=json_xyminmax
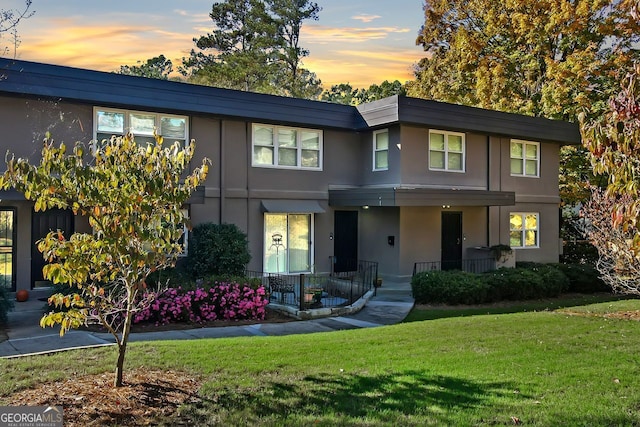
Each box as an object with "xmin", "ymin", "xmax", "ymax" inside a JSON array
[{"xmin": 2, "ymin": 299, "xmax": 640, "ymax": 425}]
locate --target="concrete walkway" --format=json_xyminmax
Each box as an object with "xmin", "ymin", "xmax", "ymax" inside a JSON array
[{"xmin": 0, "ymin": 281, "xmax": 414, "ymax": 358}]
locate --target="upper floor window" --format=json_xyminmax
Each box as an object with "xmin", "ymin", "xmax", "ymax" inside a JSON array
[
  {"xmin": 94, "ymin": 107, "xmax": 188, "ymax": 147},
  {"xmin": 252, "ymin": 124, "xmax": 322, "ymax": 170},
  {"xmin": 373, "ymin": 129, "xmax": 389, "ymax": 171},
  {"xmin": 429, "ymin": 130, "xmax": 465, "ymax": 172},
  {"xmin": 510, "ymin": 212, "xmax": 539, "ymax": 248},
  {"xmin": 510, "ymin": 140, "xmax": 539, "ymax": 177}
]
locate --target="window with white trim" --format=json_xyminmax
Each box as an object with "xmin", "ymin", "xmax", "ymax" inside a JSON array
[
  {"xmin": 94, "ymin": 107, "xmax": 188, "ymax": 147},
  {"xmin": 252, "ymin": 124, "xmax": 322, "ymax": 170},
  {"xmin": 373, "ymin": 129, "xmax": 389, "ymax": 171},
  {"xmin": 429, "ymin": 130, "xmax": 465, "ymax": 172},
  {"xmin": 264, "ymin": 213, "xmax": 313, "ymax": 273},
  {"xmin": 510, "ymin": 212, "xmax": 539, "ymax": 248},
  {"xmin": 510, "ymin": 140, "xmax": 539, "ymax": 177}
]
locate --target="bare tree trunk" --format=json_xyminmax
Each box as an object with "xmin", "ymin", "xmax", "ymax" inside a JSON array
[{"xmin": 114, "ymin": 289, "xmax": 135, "ymax": 387}]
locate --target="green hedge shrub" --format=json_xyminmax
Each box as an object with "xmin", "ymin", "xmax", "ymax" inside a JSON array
[
  {"xmin": 411, "ymin": 270, "xmax": 489, "ymax": 305},
  {"xmin": 186, "ymin": 223, "xmax": 251, "ymax": 278},
  {"xmin": 556, "ymin": 263, "xmax": 609, "ymax": 293},
  {"xmin": 0, "ymin": 285, "xmax": 14, "ymax": 324},
  {"xmin": 561, "ymin": 241, "xmax": 599, "ymax": 264},
  {"xmin": 411, "ymin": 264, "xmax": 571, "ymax": 305}
]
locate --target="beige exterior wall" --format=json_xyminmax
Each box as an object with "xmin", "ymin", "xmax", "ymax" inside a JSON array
[{"xmin": 0, "ymin": 92, "xmax": 567, "ymax": 288}]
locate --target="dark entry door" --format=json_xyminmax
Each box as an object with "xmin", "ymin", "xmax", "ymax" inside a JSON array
[
  {"xmin": 441, "ymin": 211, "xmax": 462, "ymax": 270},
  {"xmin": 31, "ymin": 208, "xmax": 74, "ymax": 288},
  {"xmin": 334, "ymin": 210, "xmax": 358, "ymax": 272}
]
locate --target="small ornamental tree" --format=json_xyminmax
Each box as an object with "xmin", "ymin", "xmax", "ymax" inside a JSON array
[
  {"xmin": 582, "ymin": 188, "xmax": 640, "ymax": 295},
  {"xmin": 581, "ymin": 64, "xmax": 640, "ymax": 295},
  {"xmin": 0, "ymin": 133, "xmax": 209, "ymax": 387}
]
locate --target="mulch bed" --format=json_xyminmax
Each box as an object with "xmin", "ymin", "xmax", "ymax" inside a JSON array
[{"xmin": 3, "ymin": 369, "xmax": 201, "ymax": 426}]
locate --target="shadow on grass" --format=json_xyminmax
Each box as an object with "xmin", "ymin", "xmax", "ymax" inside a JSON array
[
  {"xmin": 175, "ymin": 370, "xmax": 522, "ymax": 425},
  {"xmin": 404, "ymin": 293, "xmax": 630, "ymax": 323}
]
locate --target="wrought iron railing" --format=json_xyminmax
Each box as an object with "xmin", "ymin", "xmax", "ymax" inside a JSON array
[
  {"xmin": 412, "ymin": 258, "xmax": 496, "ymax": 276},
  {"xmin": 253, "ymin": 260, "xmax": 378, "ymax": 311}
]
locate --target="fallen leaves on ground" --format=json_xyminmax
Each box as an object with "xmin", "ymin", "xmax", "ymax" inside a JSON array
[{"xmin": 3, "ymin": 369, "xmax": 201, "ymax": 426}]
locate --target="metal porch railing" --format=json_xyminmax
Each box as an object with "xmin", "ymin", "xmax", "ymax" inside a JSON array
[{"xmin": 412, "ymin": 258, "xmax": 496, "ymax": 277}]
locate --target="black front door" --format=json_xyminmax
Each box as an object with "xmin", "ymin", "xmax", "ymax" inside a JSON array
[
  {"xmin": 31, "ymin": 209, "xmax": 74, "ymax": 288},
  {"xmin": 334, "ymin": 210, "xmax": 358, "ymax": 272},
  {"xmin": 441, "ymin": 211, "xmax": 462, "ymax": 270}
]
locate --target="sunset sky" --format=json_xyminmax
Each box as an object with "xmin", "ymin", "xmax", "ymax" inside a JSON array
[{"xmin": 7, "ymin": 0, "xmax": 427, "ymax": 89}]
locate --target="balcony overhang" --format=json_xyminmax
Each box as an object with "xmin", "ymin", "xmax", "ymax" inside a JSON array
[
  {"xmin": 261, "ymin": 199, "xmax": 325, "ymax": 213},
  {"xmin": 329, "ymin": 187, "xmax": 515, "ymax": 207}
]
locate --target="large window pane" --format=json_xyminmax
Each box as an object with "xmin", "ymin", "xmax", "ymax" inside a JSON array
[
  {"xmin": 510, "ymin": 232, "xmax": 523, "ymax": 248},
  {"xmin": 97, "ymin": 111, "xmax": 124, "ymax": 133},
  {"xmin": 525, "ymin": 159, "xmax": 537, "ymax": 176},
  {"xmin": 264, "ymin": 213, "xmax": 311, "ymax": 274},
  {"xmin": 278, "ymin": 129, "xmax": 297, "ymax": 148},
  {"xmin": 161, "ymin": 117, "xmax": 186, "ymax": 139},
  {"xmin": 511, "ymin": 159, "xmax": 523, "ymax": 175},
  {"xmin": 430, "ymin": 151, "xmax": 445, "ymax": 169},
  {"xmin": 510, "ymin": 214, "xmax": 523, "ymax": 230},
  {"xmin": 376, "ymin": 132, "xmax": 389, "ymax": 150},
  {"xmin": 301, "ymin": 150, "xmax": 319, "ymax": 168},
  {"xmin": 448, "ymin": 152, "xmax": 463, "ymax": 170},
  {"xmin": 447, "ymin": 134, "xmax": 463, "ymax": 152},
  {"xmin": 525, "ymin": 230, "xmax": 537, "ymax": 247},
  {"xmin": 254, "ymin": 146, "xmax": 274, "ymax": 165},
  {"xmin": 264, "ymin": 214, "xmax": 288, "ymax": 274},
  {"xmin": 278, "ymin": 148, "xmax": 297, "ymax": 166},
  {"xmin": 301, "ymin": 131, "xmax": 319, "ymax": 150},
  {"xmin": 288, "ymin": 214, "xmax": 310, "ymax": 273},
  {"xmin": 510, "ymin": 142, "xmax": 523, "ymax": 158},
  {"xmin": 254, "ymin": 126, "xmax": 274, "ymax": 146},
  {"xmin": 0, "ymin": 209, "xmax": 14, "ymax": 290},
  {"xmin": 375, "ymin": 151, "xmax": 388, "ymax": 169},
  {"xmin": 130, "ymin": 113, "xmax": 156, "ymax": 135},
  {"xmin": 429, "ymin": 132, "xmax": 445, "ymax": 150}
]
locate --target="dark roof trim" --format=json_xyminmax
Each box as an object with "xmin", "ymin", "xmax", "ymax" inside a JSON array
[
  {"xmin": 329, "ymin": 187, "xmax": 515, "ymax": 207},
  {"xmin": 357, "ymin": 95, "xmax": 581, "ymax": 145},
  {"xmin": 0, "ymin": 58, "xmax": 365, "ymax": 131},
  {"xmin": 261, "ymin": 199, "xmax": 325, "ymax": 213},
  {"xmin": 0, "ymin": 59, "xmax": 579, "ymax": 143},
  {"xmin": 0, "ymin": 189, "xmax": 25, "ymax": 201}
]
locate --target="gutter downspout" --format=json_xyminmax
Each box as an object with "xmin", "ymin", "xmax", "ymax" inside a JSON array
[{"xmin": 219, "ymin": 121, "xmax": 225, "ymax": 224}]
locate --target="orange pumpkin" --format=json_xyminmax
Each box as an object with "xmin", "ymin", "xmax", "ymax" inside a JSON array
[{"xmin": 16, "ymin": 289, "xmax": 29, "ymax": 302}]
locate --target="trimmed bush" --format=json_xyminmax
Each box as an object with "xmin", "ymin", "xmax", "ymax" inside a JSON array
[
  {"xmin": 411, "ymin": 270, "xmax": 489, "ymax": 305},
  {"xmin": 561, "ymin": 241, "xmax": 599, "ymax": 264},
  {"xmin": 557, "ymin": 263, "xmax": 609, "ymax": 293},
  {"xmin": 412, "ymin": 264, "xmax": 571, "ymax": 305},
  {"xmin": 0, "ymin": 285, "xmax": 14, "ymax": 325},
  {"xmin": 187, "ymin": 223, "xmax": 251, "ymax": 278}
]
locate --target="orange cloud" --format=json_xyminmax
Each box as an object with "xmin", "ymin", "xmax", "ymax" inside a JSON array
[
  {"xmin": 352, "ymin": 14, "xmax": 381, "ymax": 23},
  {"xmin": 303, "ymin": 24, "xmax": 411, "ymax": 44},
  {"xmin": 18, "ymin": 22, "xmax": 195, "ymax": 72}
]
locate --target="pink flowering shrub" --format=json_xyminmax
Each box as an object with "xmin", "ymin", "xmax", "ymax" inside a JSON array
[{"xmin": 133, "ymin": 282, "xmax": 269, "ymax": 325}]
